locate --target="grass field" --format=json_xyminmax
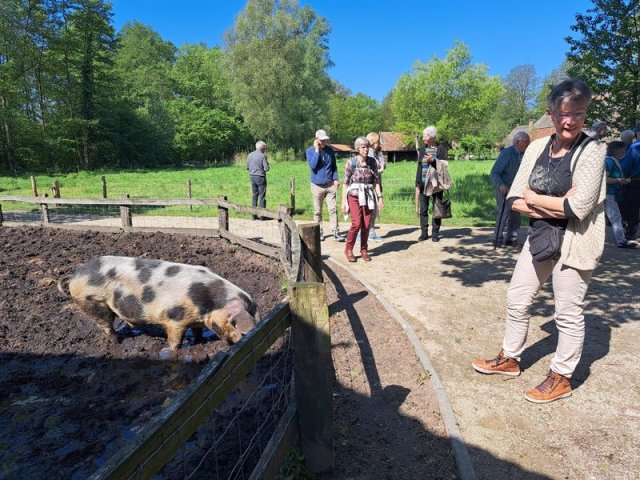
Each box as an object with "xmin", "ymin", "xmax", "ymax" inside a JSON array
[{"xmin": 0, "ymin": 158, "xmax": 499, "ymax": 226}]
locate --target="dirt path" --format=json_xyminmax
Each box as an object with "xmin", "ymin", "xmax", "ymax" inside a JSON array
[{"xmin": 320, "ymin": 222, "xmax": 640, "ymax": 480}]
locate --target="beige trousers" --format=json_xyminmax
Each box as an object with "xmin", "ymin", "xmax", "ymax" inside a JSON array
[
  {"xmin": 311, "ymin": 182, "xmax": 339, "ymax": 235},
  {"xmin": 502, "ymin": 239, "xmax": 593, "ymax": 378}
]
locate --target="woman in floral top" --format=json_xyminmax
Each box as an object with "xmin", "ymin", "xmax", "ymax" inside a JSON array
[{"xmin": 341, "ymin": 137, "xmax": 384, "ymax": 262}]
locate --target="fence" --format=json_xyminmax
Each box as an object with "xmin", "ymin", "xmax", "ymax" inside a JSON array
[{"xmin": 0, "ymin": 194, "xmax": 332, "ymax": 479}]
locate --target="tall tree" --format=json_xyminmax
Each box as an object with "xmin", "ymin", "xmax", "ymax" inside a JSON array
[
  {"xmin": 533, "ymin": 61, "xmax": 571, "ymax": 119},
  {"xmin": 224, "ymin": 0, "xmax": 332, "ymax": 149},
  {"xmin": 327, "ymin": 83, "xmax": 382, "ymax": 144},
  {"xmin": 566, "ymin": 0, "xmax": 640, "ymax": 129},
  {"xmin": 500, "ymin": 64, "xmax": 538, "ymax": 127},
  {"xmin": 391, "ymin": 41, "xmax": 503, "ymax": 142}
]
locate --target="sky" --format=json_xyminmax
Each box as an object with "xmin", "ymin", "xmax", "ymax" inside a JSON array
[{"xmin": 109, "ymin": 0, "xmax": 595, "ymax": 102}]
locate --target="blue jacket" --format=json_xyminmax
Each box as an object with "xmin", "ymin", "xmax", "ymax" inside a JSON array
[
  {"xmin": 605, "ymin": 156, "xmax": 624, "ymax": 196},
  {"xmin": 490, "ymin": 145, "xmax": 522, "ymax": 189},
  {"xmin": 621, "ymin": 142, "xmax": 640, "ymax": 178},
  {"xmin": 306, "ymin": 146, "xmax": 339, "ymax": 185}
]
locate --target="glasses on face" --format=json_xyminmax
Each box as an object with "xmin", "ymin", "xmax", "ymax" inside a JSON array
[
  {"xmin": 553, "ymin": 111, "xmax": 586, "ymax": 121},
  {"xmin": 358, "ymin": 145, "xmax": 369, "ymax": 150}
]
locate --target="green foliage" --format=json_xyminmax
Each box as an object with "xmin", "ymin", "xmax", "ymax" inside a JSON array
[
  {"xmin": 532, "ymin": 61, "xmax": 570, "ymax": 120},
  {"xmin": 327, "ymin": 82, "xmax": 383, "ymax": 144},
  {"xmin": 277, "ymin": 449, "xmax": 314, "ymax": 480},
  {"xmin": 391, "ymin": 42, "xmax": 504, "ymax": 142},
  {"xmin": 566, "ymin": 0, "xmax": 640, "ymax": 129},
  {"xmin": 224, "ymin": 0, "xmax": 332, "ymax": 150}
]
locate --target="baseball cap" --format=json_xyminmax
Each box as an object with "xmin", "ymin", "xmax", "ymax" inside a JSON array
[{"xmin": 315, "ymin": 129, "xmax": 330, "ymax": 140}]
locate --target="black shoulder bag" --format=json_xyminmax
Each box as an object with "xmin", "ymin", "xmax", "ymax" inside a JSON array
[{"xmin": 528, "ymin": 136, "xmax": 594, "ymax": 262}]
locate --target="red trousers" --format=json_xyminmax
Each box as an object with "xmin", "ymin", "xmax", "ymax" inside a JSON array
[{"xmin": 345, "ymin": 194, "xmax": 373, "ymax": 253}]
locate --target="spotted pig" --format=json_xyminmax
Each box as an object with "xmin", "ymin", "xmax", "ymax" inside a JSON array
[{"xmin": 58, "ymin": 256, "xmax": 260, "ymax": 349}]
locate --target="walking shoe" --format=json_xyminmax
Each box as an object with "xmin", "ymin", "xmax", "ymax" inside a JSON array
[
  {"xmin": 432, "ymin": 231, "xmax": 440, "ymax": 242},
  {"xmin": 471, "ymin": 349, "xmax": 521, "ymax": 377},
  {"xmin": 617, "ymin": 241, "xmax": 638, "ymax": 249},
  {"xmin": 333, "ymin": 232, "xmax": 346, "ymax": 242},
  {"xmin": 345, "ymin": 249, "xmax": 356, "ymax": 263},
  {"xmin": 319, "ymin": 227, "xmax": 324, "ymax": 242},
  {"xmin": 360, "ymin": 250, "xmax": 372, "ymax": 262},
  {"xmin": 524, "ymin": 370, "xmax": 572, "ymax": 404},
  {"xmin": 369, "ymin": 231, "xmax": 384, "ymax": 241},
  {"xmin": 504, "ymin": 239, "xmax": 518, "ymax": 247},
  {"xmin": 417, "ymin": 232, "xmax": 429, "ymax": 241}
]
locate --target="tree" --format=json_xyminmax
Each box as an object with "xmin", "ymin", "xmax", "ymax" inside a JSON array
[
  {"xmin": 566, "ymin": 0, "xmax": 640, "ymax": 129},
  {"xmin": 391, "ymin": 42, "xmax": 503, "ymax": 143},
  {"xmin": 533, "ymin": 61, "xmax": 571, "ymax": 119},
  {"xmin": 224, "ymin": 0, "xmax": 332, "ymax": 149},
  {"xmin": 500, "ymin": 64, "xmax": 538, "ymax": 127},
  {"xmin": 327, "ymin": 83, "xmax": 382, "ymax": 144}
]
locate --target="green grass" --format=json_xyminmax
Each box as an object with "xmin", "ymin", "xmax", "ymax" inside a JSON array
[{"xmin": 0, "ymin": 159, "xmax": 498, "ymax": 226}]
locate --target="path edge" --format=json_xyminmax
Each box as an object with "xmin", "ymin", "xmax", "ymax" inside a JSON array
[{"xmin": 326, "ymin": 257, "xmax": 477, "ymax": 480}]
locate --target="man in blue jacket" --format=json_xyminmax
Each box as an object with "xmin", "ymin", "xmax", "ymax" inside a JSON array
[
  {"xmin": 620, "ymin": 136, "xmax": 640, "ymax": 240},
  {"xmin": 490, "ymin": 131, "xmax": 530, "ymax": 246},
  {"xmin": 306, "ymin": 129, "xmax": 345, "ymax": 242}
]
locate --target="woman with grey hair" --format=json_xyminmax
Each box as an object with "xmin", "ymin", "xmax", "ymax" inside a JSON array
[
  {"xmin": 473, "ymin": 79, "xmax": 607, "ymax": 404},
  {"xmin": 341, "ymin": 137, "xmax": 384, "ymax": 262},
  {"xmin": 415, "ymin": 125, "xmax": 444, "ymax": 241}
]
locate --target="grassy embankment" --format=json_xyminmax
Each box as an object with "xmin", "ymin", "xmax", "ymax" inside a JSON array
[{"xmin": 0, "ymin": 159, "xmax": 498, "ymax": 227}]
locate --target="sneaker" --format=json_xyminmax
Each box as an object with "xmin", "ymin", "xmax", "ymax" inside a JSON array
[
  {"xmin": 617, "ymin": 241, "xmax": 638, "ymax": 249},
  {"xmin": 333, "ymin": 232, "xmax": 346, "ymax": 242},
  {"xmin": 471, "ymin": 349, "xmax": 521, "ymax": 377},
  {"xmin": 524, "ymin": 370, "xmax": 572, "ymax": 404},
  {"xmin": 369, "ymin": 231, "xmax": 383, "ymax": 241}
]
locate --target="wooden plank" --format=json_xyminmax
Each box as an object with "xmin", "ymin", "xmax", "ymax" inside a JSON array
[
  {"xmin": 298, "ymin": 223, "xmax": 322, "ymax": 283},
  {"xmin": 92, "ymin": 303, "xmax": 292, "ymax": 480},
  {"xmin": 0, "ymin": 196, "xmax": 220, "ymax": 207},
  {"xmin": 38, "ymin": 224, "xmax": 220, "ymax": 237},
  {"xmin": 220, "ymin": 230, "xmax": 280, "ymax": 259},
  {"xmin": 248, "ymin": 401, "xmax": 298, "ymax": 480},
  {"xmin": 289, "ymin": 282, "xmax": 333, "ymax": 474},
  {"xmin": 217, "ymin": 199, "xmax": 278, "ymax": 219}
]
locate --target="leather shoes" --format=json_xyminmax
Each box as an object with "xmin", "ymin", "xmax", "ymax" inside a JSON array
[
  {"xmin": 345, "ymin": 250, "xmax": 356, "ymax": 262},
  {"xmin": 360, "ymin": 251, "xmax": 372, "ymax": 262}
]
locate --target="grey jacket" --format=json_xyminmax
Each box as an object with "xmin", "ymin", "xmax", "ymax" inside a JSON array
[
  {"xmin": 490, "ymin": 145, "xmax": 522, "ymax": 190},
  {"xmin": 246, "ymin": 150, "xmax": 270, "ymax": 176}
]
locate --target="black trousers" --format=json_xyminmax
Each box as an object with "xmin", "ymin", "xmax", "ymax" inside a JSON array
[
  {"xmin": 620, "ymin": 181, "xmax": 640, "ymax": 236},
  {"xmin": 250, "ymin": 175, "xmax": 267, "ymax": 219},
  {"xmin": 418, "ymin": 191, "xmax": 442, "ymax": 232}
]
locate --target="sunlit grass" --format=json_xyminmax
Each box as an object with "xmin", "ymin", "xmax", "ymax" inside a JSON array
[{"xmin": 0, "ymin": 159, "xmax": 498, "ymax": 226}]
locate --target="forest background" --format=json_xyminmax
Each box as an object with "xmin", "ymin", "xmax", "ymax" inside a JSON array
[{"xmin": 1, "ymin": 0, "xmax": 639, "ymax": 176}]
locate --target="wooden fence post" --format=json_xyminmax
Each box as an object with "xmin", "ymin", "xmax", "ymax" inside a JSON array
[
  {"xmin": 289, "ymin": 176, "xmax": 295, "ymax": 214},
  {"xmin": 297, "ymin": 223, "xmax": 322, "ymax": 283},
  {"xmin": 187, "ymin": 178, "xmax": 192, "ymax": 212},
  {"xmin": 51, "ymin": 180, "xmax": 61, "ymax": 199},
  {"xmin": 289, "ymin": 282, "xmax": 334, "ymax": 475},
  {"xmin": 30, "ymin": 176, "xmax": 38, "ymax": 197},
  {"xmin": 101, "ymin": 176, "xmax": 107, "ymax": 198},
  {"xmin": 120, "ymin": 194, "xmax": 132, "ymax": 228},
  {"xmin": 217, "ymin": 195, "xmax": 228, "ymax": 234},
  {"xmin": 40, "ymin": 202, "xmax": 50, "ymax": 225}
]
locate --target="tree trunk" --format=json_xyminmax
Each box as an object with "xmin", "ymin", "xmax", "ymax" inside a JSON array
[{"xmin": 0, "ymin": 95, "xmax": 17, "ymax": 175}]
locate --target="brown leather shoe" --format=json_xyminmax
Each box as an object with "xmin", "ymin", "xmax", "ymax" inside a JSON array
[
  {"xmin": 524, "ymin": 370, "xmax": 572, "ymax": 404},
  {"xmin": 471, "ymin": 349, "xmax": 521, "ymax": 377},
  {"xmin": 345, "ymin": 249, "xmax": 356, "ymax": 263},
  {"xmin": 360, "ymin": 250, "xmax": 372, "ymax": 262}
]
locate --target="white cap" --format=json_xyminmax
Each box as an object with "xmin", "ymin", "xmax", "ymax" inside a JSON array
[{"xmin": 315, "ymin": 129, "xmax": 330, "ymax": 140}]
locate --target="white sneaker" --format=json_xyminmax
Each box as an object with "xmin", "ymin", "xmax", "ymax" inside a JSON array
[{"xmin": 369, "ymin": 232, "xmax": 383, "ymax": 241}]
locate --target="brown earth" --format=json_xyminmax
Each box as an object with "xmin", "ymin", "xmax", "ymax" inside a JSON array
[
  {"xmin": 0, "ymin": 225, "xmax": 458, "ymax": 479},
  {"xmin": 320, "ymin": 222, "xmax": 640, "ymax": 480}
]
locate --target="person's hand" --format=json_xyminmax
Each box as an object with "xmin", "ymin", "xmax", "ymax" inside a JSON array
[
  {"xmin": 333, "ymin": 180, "xmax": 339, "ymax": 189},
  {"xmin": 523, "ymin": 187, "xmax": 538, "ymax": 206},
  {"xmin": 563, "ymin": 186, "xmax": 577, "ymax": 198},
  {"xmin": 415, "ymin": 186, "xmax": 420, "ymax": 194},
  {"xmin": 378, "ymin": 199, "xmax": 384, "ymax": 210},
  {"xmin": 621, "ymin": 178, "xmax": 631, "ymax": 185},
  {"xmin": 342, "ymin": 203, "xmax": 349, "ymax": 214},
  {"xmin": 314, "ymin": 139, "xmax": 321, "ymax": 151},
  {"xmin": 499, "ymin": 185, "xmax": 509, "ymax": 195}
]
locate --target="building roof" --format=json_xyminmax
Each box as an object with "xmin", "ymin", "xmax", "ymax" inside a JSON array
[
  {"xmin": 379, "ymin": 132, "xmax": 415, "ymax": 152},
  {"xmin": 329, "ymin": 144, "xmax": 354, "ymax": 153}
]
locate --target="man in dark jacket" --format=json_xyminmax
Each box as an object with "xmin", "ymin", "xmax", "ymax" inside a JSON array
[{"xmin": 246, "ymin": 140, "xmax": 270, "ymax": 220}]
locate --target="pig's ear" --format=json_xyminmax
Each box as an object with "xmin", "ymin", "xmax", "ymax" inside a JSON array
[{"xmin": 231, "ymin": 310, "xmax": 257, "ymax": 334}]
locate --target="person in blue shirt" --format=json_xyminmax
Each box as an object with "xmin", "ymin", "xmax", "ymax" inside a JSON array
[
  {"xmin": 605, "ymin": 141, "xmax": 636, "ymax": 248},
  {"xmin": 619, "ymin": 134, "xmax": 640, "ymax": 240},
  {"xmin": 490, "ymin": 131, "xmax": 530, "ymax": 246},
  {"xmin": 305, "ymin": 129, "xmax": 345, "ymax": 242}
]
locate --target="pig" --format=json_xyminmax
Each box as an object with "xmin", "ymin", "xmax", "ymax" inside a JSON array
[{"xmin": 58, "ymin": 256, "xmax": 260, "ymax": 350}]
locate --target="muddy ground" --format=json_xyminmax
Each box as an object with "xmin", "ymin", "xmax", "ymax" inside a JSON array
[{"xmin": 0, "ymin": 225, "xmax": 456, "ymax": 479}]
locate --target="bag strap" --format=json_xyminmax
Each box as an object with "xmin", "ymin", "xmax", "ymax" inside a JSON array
[{"xmin": 570, "ymin": 134, "xmax": 595, "ymax": 173}]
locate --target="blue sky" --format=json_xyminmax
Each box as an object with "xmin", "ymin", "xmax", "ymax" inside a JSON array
[{"xmin": 110, "ymin": 0, "xmax": 594, "ymax": 101}]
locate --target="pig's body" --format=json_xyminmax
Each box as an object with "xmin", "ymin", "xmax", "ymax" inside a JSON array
[{"xmin": 59, "ymin": 256, "xmax": 259, "ymax": 349}]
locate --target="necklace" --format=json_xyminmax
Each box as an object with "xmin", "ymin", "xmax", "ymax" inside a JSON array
[{"xmin": 548, "ymin": 135, "xmax": 579, "ymax": 173}]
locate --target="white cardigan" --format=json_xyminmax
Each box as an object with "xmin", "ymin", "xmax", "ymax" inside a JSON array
[{"xmin": 507, "ymin": 135, "xmax": 607, "ymax": 271}]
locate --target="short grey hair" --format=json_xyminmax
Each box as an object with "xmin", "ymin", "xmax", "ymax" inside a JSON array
[
  {"xmin": 353, "ymin": 136, "xmax": 370, "ymax": 150},
  {"xmin": 547, "ymin": 78, "xmax": 592, "ymax": 113},
  {"xmin": 512, "ymin": 131, "xmax": 530, "ymax": 145},
  {"xmin": 423, "ymin": 126, "xmax": 437, "ymax": 138},
  {"xmin": 255, "ymin": 140, "xmax": 266, "ymax": 150},
  {"xmin": 591, "ymin": 121, "xmax": 607, "ymax": 132},
  {"xmin": 620, "ymin": 129, "xmax": 636, "ymax": 144}
]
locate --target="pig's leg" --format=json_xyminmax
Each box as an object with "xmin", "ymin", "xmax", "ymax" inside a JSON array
[
  {"xmin": 164, "ymin": 323, "xmax": 187, "ymax": 351},
  {"xmin": 79, "ymin": 301, "xmax": 117, "ymax": 339},
  {"xmin": 191, "ymin": 325, "xmax": 204, "ymax": 344}
]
